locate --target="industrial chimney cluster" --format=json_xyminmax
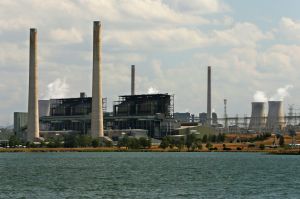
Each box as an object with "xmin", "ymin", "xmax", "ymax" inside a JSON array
[
  {"xmin": 26, "ymin": 21, "xmax": 104, "ymax": 141},
  {"xmin": 249, "ymin": 101, "xmax": 285, "ymax": 131}
]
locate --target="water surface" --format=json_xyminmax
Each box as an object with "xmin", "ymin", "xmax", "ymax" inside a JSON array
[{"xmin": 0, "ymin": 152, "xmax": 299, "ymax": 198}]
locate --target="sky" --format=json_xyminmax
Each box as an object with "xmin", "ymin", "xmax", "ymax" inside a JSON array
[{"xmin": 1, "ymin": 0, "xmax": 300, "ymax": 125}]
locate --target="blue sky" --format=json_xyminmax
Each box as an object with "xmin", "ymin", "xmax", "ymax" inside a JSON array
[{"xmin": 1, "ymin": 0, "xmax": 300, "ymax": 125}]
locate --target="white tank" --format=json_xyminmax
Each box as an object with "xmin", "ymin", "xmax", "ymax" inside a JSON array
[
  {"xmin": 249, "ymin": 102, "xmax": 266, "ymax": 131},
  {"xmin": 266, "ymin": 101, "xmax": 285, "ymax": 130}
]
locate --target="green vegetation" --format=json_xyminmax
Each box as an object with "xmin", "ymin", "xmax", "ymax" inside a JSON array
[
  {"xmin": 8, "ymin": 135, "xmax": 21, "ymax": 147},
  {"xmin": 259, "ymin": 144, "xmax": 265, "ymax": 150},
  {"xmin": 279, "ymin": 136, "xmax": 285, "ymax": 147},
  {"xmin": 159, "ymin": 133, "xmax": 226, "ymax": 151},
  {"xmin": 117, "ymin": 136, "xmax": 152, "ymax": 149}
]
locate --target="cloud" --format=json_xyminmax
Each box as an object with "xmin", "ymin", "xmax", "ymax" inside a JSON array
[
  {"xmin": 105, "ymin": 27, "xmax": 211, "ymax": 51},
  {"xmin": 0, "ymin": 0, "xmax": 300, "ymax": 125},
  {"xmin": 213, "ymin": 22, "xmax": 274, "ymax": 47},
  {"xmin": 50, "ymin": 28, "xmax": 83, "ymax": 43},
  {"xmin": 279, "ymin": 17, "xmax": 300, "ymax": 40},
  {"xmin": 164, "ymin": 0, "xmax": 230, "ymax": 14}
]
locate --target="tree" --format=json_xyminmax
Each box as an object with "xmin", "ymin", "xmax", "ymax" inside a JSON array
[
  {"xmin": 104, "ymin": 140, "xmax": 113, "ymax": 147},
  {"xmin": 202, "ymin": 134, "xmax": 208, "ymax": 143},
  {"xmin": 139, "ymin": 137, "xmax": 149, "ymax": 149},
  {"xmin": 77, "ymin": 135, "xmax": 92, "ymax": 147},
  {"xmin": 64, "ymin": 135, "xmax": 79, "ymax": 148},
  {"xmin": 186, "ymin": 133, "xmax": 197, "ymax": 151},
  {"xmin": 160, "ymin": 136, "xmax": 170, "ymax": 149},
  {"xmin": 8, "ymin": 135, "xmax": 20, "ymax": 147},
  {"xmin": 259, "ymin": 143, "xmax": 265, "ymax": 150},
  {"xmin": 175, "ymin": 137, "xmax": 185, "ymax": 151},
  {"xmin": 210, "ymin": 134, "xmax": 217, "ymax": 143},
  {"xmin": 279, "ymin": 136, "xmax": 285, "ymax": 147},
  {"xmin": 147, "ymin": 138, "xmax": 152, "ymax": 149},
  {"xmin": 205, "ymin": 142, "xmax": 212, "ymax": 149},
  {"xmin": 92, "ymin": 139, "xmax": 99, "ymax": 148},
  {"xmin": 128, "ymin": 137, "xmax": 140, "ymax": 149},
  {"xmin": 195, "ymin": 139, "xmax": 202, "ymax": 150},
  {"xmin": 217, "ymin": 133, "xmax": 225, "ymax": 143}
]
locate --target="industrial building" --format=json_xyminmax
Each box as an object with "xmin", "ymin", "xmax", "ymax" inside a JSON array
[
  {"xmin": 14, "ymin": 112, "xmax": 28, "ymax": 140},
  {"xmin": 39, "ymin": 93, "xmax": 107, "ymax": 135},
  {"xmin": 109, "ymin": 94, "xmax": 178, "ymax": 138},
  {"xmin": 174, "ymin": 112, "xmax": 191, "ymax": 123}
]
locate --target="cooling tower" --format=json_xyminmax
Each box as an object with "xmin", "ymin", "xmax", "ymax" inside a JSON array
[
  {"xmin": 266, "ymin": 101, "xmax": 285, "ymax": 130},
  {"xmin": 249, "ymin": 102, "xmax": 266, "ymax": 131}
]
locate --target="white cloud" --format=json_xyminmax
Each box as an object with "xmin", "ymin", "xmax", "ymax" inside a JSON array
[
  {"xmin": 50, "ymin": 28, "xmax": 83, "ymax": 43},
  {"xmin": 279, "ymin": 17, "xmax": 300, "ymax": 40},
  {"xmin": 1, "ymin": 0, "xmax": 300, "ymax": 124},
  {"xmin": 213, "ymin": 22, "xmax": 273, "ymax": 47},
  {"xmin": 164, "ymin": 0, "xmax": 230, "ymax": 14}
]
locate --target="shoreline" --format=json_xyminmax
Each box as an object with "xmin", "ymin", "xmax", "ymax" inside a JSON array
[{"xmin": 1, "ymin": 147, "xmax": 299, "ymax": 154}]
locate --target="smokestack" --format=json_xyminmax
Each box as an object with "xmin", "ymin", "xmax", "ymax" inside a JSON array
[
  {"xmin": 91, "ymin": 21, "xmax": 104, "ymax": 138},
  {"xmin": 131, "ymin": 65, "xmax": 135, "ymax": 95},
  {"xmin": 249, "ymin": 102, "xmax": 266, "ymax": 131},
  {"xmin": 27, "ymin": 28, "xmax": 39, "ymax": 141},
  {"xmin": 207, "ymin": 66, "xmax": 211, "ymax": 126},
  {"xmin": 266, "ymin": 101, "xmax": 285, "ymax": 131}
]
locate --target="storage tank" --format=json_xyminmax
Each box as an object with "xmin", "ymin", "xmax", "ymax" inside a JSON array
[
  {"xmin": 266, "ymin": 101, "xmax": 285, "ymax": 130},
  {"xmin": 249, "ymin": 102, "xmax": 266, "ymax": 131}
]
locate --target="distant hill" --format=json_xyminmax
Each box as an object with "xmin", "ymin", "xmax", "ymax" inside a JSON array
[{"xmin": 0, "ymin": 125, "xmax": 13, "ymax": 129}]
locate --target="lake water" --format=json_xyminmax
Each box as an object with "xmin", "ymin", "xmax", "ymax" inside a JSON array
[{"xmin": 0, "ymin": 152, "xmax": 299, "ymax": 199}]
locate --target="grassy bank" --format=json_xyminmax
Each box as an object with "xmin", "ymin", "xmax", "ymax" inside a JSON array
[{"xmin": 0, "ymin": 147, "xmax": 292, "ymax": 153}]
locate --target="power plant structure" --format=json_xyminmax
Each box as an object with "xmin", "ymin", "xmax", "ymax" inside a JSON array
[
  {"xmin": 91, "ymin": 21, "xmax": 104, "ymax": 138},
  {"xmin": 207, "ymin": 66, "xmax": 211, "ymax": 126},
  {"xmin": 14, "ymin": 20, "xmax": 179, "ymax": 141},
  {"xmin": 249, "ymin": 102, "xmax": 266, "ymax": 131},
  {"xmin": 27, "ymin": 28, "xmax": 39, "ymax": 142},
  {"xmin": 13, "ymin": 21, "xmax": 300, "ymax": 142},
  {"xmin": 266, "ymin": 101, "xmax": 285, "ymax": 131},
  {"xmin": 131, "ymin": 65, "xmax": 135, "ymax": 95}
]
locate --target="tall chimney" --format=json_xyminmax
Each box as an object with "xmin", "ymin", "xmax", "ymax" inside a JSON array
[
  {"xmin": 131, "ymin": 65, "xmax": 135, "ymax": 95},
  {"xmin": 91, "ymin": 21, "xmax": 104, "ymax": 138},
  {"xmin": 27, "ymin": 28, "xmax": 39, "ymax": 141},
  {"xmin": 207, "ymin": 66, "xmax": 211, "ymax": 126}
]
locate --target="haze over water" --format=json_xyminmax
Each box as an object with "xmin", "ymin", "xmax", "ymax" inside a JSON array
[{"xmin": 1, "ymin": 152, "xmax": 300, "ymax": 198}]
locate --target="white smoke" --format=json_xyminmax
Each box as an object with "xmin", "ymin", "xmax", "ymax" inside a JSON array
[
  {"xmin": 253, "ymin": 91, "xmax": 268, "ymax": 102},
  {"xmin": 253, "ymin": 85, "xmax": 293, "ymax": 102},
  {"xmin": 147, "ymin": 87, "xmax": 159, "ymax": 94},
  {"xmin": 270, "ymin": 85, "xmax": 293, "ymax": 101},
  {"xmin": 43, "ymin": 78, "xmax": 69, "ymax": 99}
]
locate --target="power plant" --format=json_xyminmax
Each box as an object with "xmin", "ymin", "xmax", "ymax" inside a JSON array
[
  {"xmin": 91, "ymin": 21, "xmax": 104, "ymax": 138},
  {"xmin": 249, "ymin": 102, "xmax": 266, "ymax": 131},
  {"xmin": 266, "ymin": 101, "xmax": 285, "ymax": 131},
  {"xmin": 12, "ymin": 21, "xmax": 300, "ymax": 143},
  {"xmin": 27, "ymin": 28, "xmax": 39, "ymax": 142},
  {"xmin": 207, "ymin": 66, "xmax": 211, "ymax": 126}
]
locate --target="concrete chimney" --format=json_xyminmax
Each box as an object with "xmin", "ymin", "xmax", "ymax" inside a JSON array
[
  {"xmin": 91, "ymin": 21, "xmax": 104, "ymax": 138},
  {"xmin": 27, "ymin": 28, "xmax": 39, "ymax": 141},
  {"xmin": 207, "ymin": 66, "xmax": 211, "ymax": 126},
  {"xmin": 131, "ymin": 65, "xmax": 135, "ymax": 95}
]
